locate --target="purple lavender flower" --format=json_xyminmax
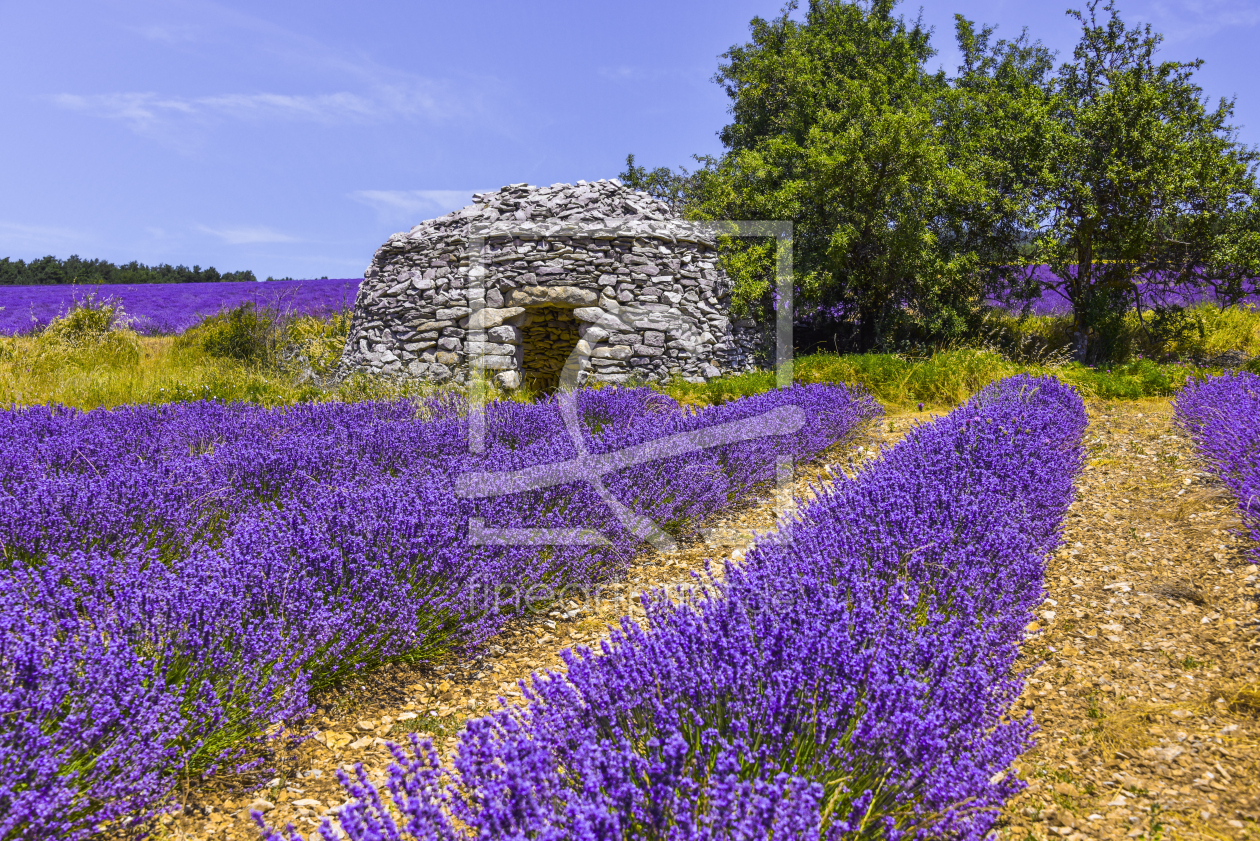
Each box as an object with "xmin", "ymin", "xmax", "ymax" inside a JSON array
[
  {"xmin": 0, "ymin": 278, "xmax": 359, "ymax": 335},
  {"xmin": 287, "ymin": 375, "xmax": 1087, "ymax": 841},
  {"xmin": 0, "ymin": 384, "xmax": 878, "ymax": 838},
  {"xmin": 1174, "ymin": 372, "xmax": 1260, "ymax": 563}
]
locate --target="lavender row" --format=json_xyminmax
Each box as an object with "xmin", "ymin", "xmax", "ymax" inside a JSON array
[
  {"xmin": 1174, "ymin": 372, "xmax": 1260, "ymax": 563},
  {"xmin": 285, "ymin": 374, "xmax": 1087, "ymax": 841},
  {"xmin": 0, "ymin": 383, "xmax": 878, "ymax": 840}
]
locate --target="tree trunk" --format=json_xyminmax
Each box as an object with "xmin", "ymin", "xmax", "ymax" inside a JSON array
[
  {"xmin": 858, "ymin": 304, "xmax": 879, "ymax": 352},
  {"xmin": 1073, "ymin": 328, "xmax": 1090, "ymax": 363}
]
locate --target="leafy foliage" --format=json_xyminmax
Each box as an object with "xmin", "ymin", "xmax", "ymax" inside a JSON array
[
  {"xmin": 1013, "ymin": 0, "xmax": 1259, "ymax": 361},
  {"xmin": 0, "ymin": 254, "xmax": 256, "ymax": 286},
  {"xmin": 174, "ymin": 302, "xmax": 280, "ymax": 365},
  {"xmin": 623, "ymin": 0, "xmax": 1258, "ymax": 363},
  {"xmin": 688, "ymin": 0, "xmax": 996, "ymax": 350},
  {"xmin": 30, "ymin": 293, "xmax": 141, "ymax": 372}
]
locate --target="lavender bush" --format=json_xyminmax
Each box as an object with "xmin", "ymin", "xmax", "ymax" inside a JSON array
[
  {"xmin": 283, "ymin": 375, "xmax": 1087, "ymax": 841},
  {"xmin": 1174, "ymin": 372, "xmax": 1260, "ymax": 562},
  {"xmin": 0, "ymin": 383, "xmax": 877, "ymax": 839},
  {"xmin": 0, "ymin": 278, "xmax": 359, "ymax": 335}
]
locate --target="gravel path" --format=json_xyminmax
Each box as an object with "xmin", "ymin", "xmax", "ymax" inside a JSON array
[
  {"xmin": 153, "ymin": 402, "xmax": 1260, "ymax": 841},
  {"xmin": 999, "ymin": 401, "xmax": 1260, "ymax": 840}
]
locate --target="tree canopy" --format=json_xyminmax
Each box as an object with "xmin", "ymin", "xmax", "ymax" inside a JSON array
[
  {"xmin": 1022, "ymin": 0, "xmax": 1259, "ymax": 360},
  {"xmin": 624, "ymin": 0, "xmax": 1259, "ymax": 358},
  {"xmin": 0, "ymin": 255, "xmax": 257, "ymax": 287}
]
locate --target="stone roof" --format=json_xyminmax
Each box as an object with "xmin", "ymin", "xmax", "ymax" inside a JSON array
[{"xmin": 392, "ymin": 180, "xmax": 710, "ymax": 245}]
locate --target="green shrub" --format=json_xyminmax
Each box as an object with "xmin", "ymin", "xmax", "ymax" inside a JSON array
[
  {"xmin": 284, "ymin": 309, "xmax": 353, "ymax": 379},
  {"xmin": 32, "ymin": 294, "xmax": 140, "ymax": 372},
  {"xmin": 43, "ymin": 293, "xmax": 126, "ymax": 345},
  {"xmin": 175, "ymin": 303, "xmax": 279, "ymax": 365},
  {"xmin": 663, "ymin": 349, "xmax": 1204, "ymax": 408},
  {"xmin": 1057, "ymin": 359, "xmax": 1187, "ymax": 399}
]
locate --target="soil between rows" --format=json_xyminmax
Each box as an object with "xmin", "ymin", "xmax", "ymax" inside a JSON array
[
  {"xmin": 155, "ymin": 403, "xmax": 1259, "ymax": 841},
  {"xmin": 999, "ymin": 401, "xmax": 1260, "ymax": 841}
]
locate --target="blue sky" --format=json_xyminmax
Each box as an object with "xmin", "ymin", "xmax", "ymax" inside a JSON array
[{"xmin": 2, "ymin": 0, "xmax": 1258, "ymax": 281}]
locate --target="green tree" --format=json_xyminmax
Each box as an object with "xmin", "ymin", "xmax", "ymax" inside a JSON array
[
  {"xmin": 0, "ymin": 255, "xmax": 257, "ymax": 285},
  {"xmin": 1025, "ymin": 0, "xmax": 1258, "ymax": 361},
  {"xmin": 686, "ymin": 0, "xmax": 1036, "ymax": 352},
  {"xmin": 946, "ymin": 17, "xmax": 1056, "ymax": 295},
  {"xmin": 619, "ymin": 154, "xmax": 695, "ymax": 214}
]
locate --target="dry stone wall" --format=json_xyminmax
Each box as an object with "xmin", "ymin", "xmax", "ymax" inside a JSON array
[{"xmin": 338, "ymin": 180, "xmax": 765, "ymax": 389}]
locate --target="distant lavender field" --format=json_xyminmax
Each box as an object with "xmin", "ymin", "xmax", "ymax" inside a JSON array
[
  {"xmin": 0, "ymin": 278, "xmax": 361, "ymax": 335},
  {"xmin": 992, "ymin": 266, "xmax": 1260, "ymax": 316}
]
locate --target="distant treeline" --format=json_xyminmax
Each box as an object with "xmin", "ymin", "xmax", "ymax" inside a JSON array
[{"xmin": 0, "ymin": 255, "xmax": 257, "ymax": 286}]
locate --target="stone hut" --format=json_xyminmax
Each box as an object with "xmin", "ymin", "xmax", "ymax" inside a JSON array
[{"xmin": 338, "ymin": 180, "xmax": 763, "ymax": 390}]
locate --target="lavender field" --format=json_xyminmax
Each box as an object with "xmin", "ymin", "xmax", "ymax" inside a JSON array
[
  {"xmin": 269, "ymin": 375, "xmax": 1088, "ymax": 840},
  {"xmin": 0, "ymin": 383, "xmax": 876, "ymax": 839},
  {"xmin": 0, "ymin": 278, "xmax": 360, "ymax": 335},
  {"xmin": 990, "ymin": 267, "xmax": 1260, "ymax": 316}
]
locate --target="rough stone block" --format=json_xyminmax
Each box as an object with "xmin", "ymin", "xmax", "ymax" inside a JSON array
[
  {"xmin": 487, "ymin": 325, "xmax": 520, "ymax": 343},
  {"xmin": 506, "ymin": 286, "xmax": 598, "ymax": 307},
  {"xmin": 577, "ymin": 325, "xmax": 608, "ymax": 343},
  {"xmin": 494, "ymin": 370, "xmax": 521, "ymax": 389},
  {"xmin": 465, "ymin": 341, "xmax": 516, "ymax": 356},
  {"xmin": 472, "ymin": 355, "xmax": 516, "ymax": 370},
  {"xmin": 592, "ymin": 345, "xmax": 632, "ymax": 360},
  {"xmin": 572, "ymin": 307, "xmax": 631, "ymax": 332},
  {"xmin": 464, "ymin": 307, "xmax": 526, "ymax": 329}
]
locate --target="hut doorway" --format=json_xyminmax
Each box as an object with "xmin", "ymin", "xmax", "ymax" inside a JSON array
[{"xmin": 520, "ymin": 306, "xmax": 581, "ymax": 393}]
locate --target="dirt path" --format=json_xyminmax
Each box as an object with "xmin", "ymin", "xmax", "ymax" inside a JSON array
[
  {"xmin": 999, "ymin": 401, "xmax": 1260, "ymax": 840},
  {"xmin": 156, "ymin": 402, "xmax": 1260, "ymax": 841}
]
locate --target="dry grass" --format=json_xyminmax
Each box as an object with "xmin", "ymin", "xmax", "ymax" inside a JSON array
[{"xmin": 986, "ymin": 301, "xmax": 1260, "ymax": 363}]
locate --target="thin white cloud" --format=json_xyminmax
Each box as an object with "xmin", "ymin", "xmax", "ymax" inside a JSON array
[
  {"xmin": 53, "ymin": 83, "xmax": 449, "ymax": 132},
  {"xmin": 599, "ymin": 66, "xmax": 644, "ymax": 81},
  {"xmin": 56, "ymin": 2, "xmax": 483, "ymax": 137},
  {"xmin": 350, "ymin": 189, "xmax": 488, "ymax": 222},
  {"xmin": 197, "ymin": 224, "xmax": 300, "ymax": 245},
  {"xmin": 129, "ymin": 23, "xmax": 200, "ymax": 44},
  {"xmin": 1148, "ymin": 0, "xmax": 1260, "ymax": 42},
  {"xmin": 0, "ymin": 221, "xmax": 87, "ymax": 254},
  {"xmin": 53, "ymin": 93, "xmax": 195, "ymax": 133}
]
